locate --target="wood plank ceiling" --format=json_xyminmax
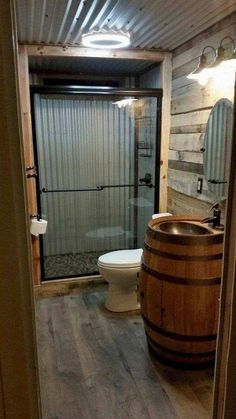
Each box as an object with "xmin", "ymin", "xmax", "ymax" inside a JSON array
[{"xmin": 16, "ymin": 0, "xmax": 236, "ymax": 51}]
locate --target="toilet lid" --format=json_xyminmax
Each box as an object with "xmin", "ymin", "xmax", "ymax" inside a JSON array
[{"xmin": 98, "ymin": 249, "xmax": 143, "ymax": 268}]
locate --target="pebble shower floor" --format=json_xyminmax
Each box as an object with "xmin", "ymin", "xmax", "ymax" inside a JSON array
[{"xmin": 44, "ymin": 250, "xmax": 107, "ymax": 278}]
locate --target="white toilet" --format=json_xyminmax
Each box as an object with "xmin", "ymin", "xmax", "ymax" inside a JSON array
[{"xmin": 97, "ymin": 248, "xmax": 143, "ymax": 312}]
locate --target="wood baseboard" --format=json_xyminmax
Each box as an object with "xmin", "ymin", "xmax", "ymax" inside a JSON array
[{"xmin": 34, "ymin": 276, "xmax": 106, "ymax": 299}]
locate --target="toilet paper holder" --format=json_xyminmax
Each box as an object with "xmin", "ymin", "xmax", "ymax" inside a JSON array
[
  {"xmin": 30, "ymin": 213, "xmax": 40, "ymax": 221},
  {"xmin": 30, "ymin": 214, "xmax": 48, "ymax": 236}
]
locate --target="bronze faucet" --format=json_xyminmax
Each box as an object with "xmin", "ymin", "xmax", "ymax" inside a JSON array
[{"xmin": 201, "ymin": 203, "xmax": 222, "ymax": 228}]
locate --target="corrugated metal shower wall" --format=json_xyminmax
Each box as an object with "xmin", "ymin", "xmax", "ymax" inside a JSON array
[{"xmin": 34, "ymin": 94, "xmax": 135, "ymax": 256}]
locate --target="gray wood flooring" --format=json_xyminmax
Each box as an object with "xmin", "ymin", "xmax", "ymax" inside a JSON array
[{"xmin": 36, "ymin": 285, "xmax": 214, "ymax": 419}]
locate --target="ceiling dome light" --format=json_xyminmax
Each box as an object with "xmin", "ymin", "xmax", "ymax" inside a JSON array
[{"xmin": 82, "ymin": 31, "xmax": 130, "ymax": 49}]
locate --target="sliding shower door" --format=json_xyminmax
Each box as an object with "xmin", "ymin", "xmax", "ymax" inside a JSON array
[{"xmin": 33, "ymin": 90, "xmax": 161, "ymax": 279}]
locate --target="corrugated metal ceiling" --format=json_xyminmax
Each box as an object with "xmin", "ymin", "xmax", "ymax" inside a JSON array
[
  {"xmin": 16, "ymin": 0, "xmax": 236, "ymax": 51},
  {"xmin": 29, "ymin": 56, "xmax": 157, "ymax": 75}
]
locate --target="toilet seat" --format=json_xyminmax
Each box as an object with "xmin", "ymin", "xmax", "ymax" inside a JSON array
[{"xmin": 98, "ymin": 249, "xmax": 142, "ymax": 269}]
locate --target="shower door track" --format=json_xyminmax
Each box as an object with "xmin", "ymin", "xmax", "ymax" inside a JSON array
[{"xmin": 30, "ymin": 85, "xmax": 163, "ymax": 281}]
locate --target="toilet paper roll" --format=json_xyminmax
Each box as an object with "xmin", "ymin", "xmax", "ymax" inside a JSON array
[
  {"xmin": 30, "ymin": 218, "xmax": 48, "ymax": 236},
  {"xmin": 152, "ymin": 212, "xmax": 172, "ymax": 219}
]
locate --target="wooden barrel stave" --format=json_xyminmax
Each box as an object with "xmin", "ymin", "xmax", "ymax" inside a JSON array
[
  {"xmin": 141, "ymin": 273, "xmax": 220, "ymax": 336},
  {"xmin": 144, "ymin": 238, "xmax": 223, "ymax": 255},
  {"xmin": 146, "ymin": 331, "xmax": 216, "ymax": 365},
  {"xmin": 142, "ymin": 250, "xmax": 222, "ymax": 279},
  {"xmin": 140, "ymin": 215, "xmax": 223, "ymax": 366}
]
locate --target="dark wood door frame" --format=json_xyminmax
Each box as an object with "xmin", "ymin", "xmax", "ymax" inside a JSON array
[
  {"xmin": 0, "ymin": 2, "xmax": 41, "ymax": 417},
  {"xmin": 18, "ymin": 46, "xmax": 171, "ymax": 285}
]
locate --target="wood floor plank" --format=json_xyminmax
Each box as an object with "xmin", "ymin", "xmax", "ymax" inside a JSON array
[
  {"xmin": 110, "ymin": 323, "xmax": 178, "ymax": 419},
  {"xmin": 66, "ymin": 293, "xmax": 152, "ymax": 419},
  {"xmin": 36, "ymin": 299, "xmax": 63, "ymax": 419},
  {"xmin": 83, "ymin": 292, "xmax": 178, "ymax": 419},
  {"xmin": 50, "ymin": 298, "xmax": 93, "ymax": 419},
  {"xmin": 131, "ymin": 319, "xmax": 213, "ymax": 419},
  {"xmin": 36, "ymin": 286, "xmax": 213, "ymax": 419}
]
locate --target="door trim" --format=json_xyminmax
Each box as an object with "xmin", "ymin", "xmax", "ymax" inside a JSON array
[{"xmin": 213, "ymin": 81, "xmax": 236, "ymax": 419}]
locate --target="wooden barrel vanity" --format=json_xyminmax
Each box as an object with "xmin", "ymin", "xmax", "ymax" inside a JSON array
[{"xmin": 139, "ymin": 215, "xmax": 224, "ymax": 366}]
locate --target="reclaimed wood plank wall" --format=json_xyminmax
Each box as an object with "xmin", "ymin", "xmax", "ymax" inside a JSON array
[{"xmin": 168, "ymin": 12, "xmax": 236, "ymax": 215}]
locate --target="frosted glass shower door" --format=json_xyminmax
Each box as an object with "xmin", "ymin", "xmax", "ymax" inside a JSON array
[{"xmin": 33, "ymin": 93, "xmax": 159, "ymax": 279}]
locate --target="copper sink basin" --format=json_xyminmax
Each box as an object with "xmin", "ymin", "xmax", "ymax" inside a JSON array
[{"xmin": 158, "ymin": 221, "xmax": 212, "ymax": 236}]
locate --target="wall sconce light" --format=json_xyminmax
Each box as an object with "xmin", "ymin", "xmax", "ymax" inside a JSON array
[
  {"xmin": 202, "ymin": 45, "xmax": 224, "ymax": 78},
  {"xmin": 187, "ymin": 37, "xmax": 236, "ymax": 85},
  {"xmin": 187, "ymin": 46, "xmax": 216, "ymax": 85},
  {"xmin": 219, "ymin": 36, "xmax": 236, "ymax": 70}
]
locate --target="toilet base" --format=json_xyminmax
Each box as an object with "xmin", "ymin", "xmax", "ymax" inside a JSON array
[{"xmin": 105, "ymin": 283, "xmax": 140, "ymax": 312}]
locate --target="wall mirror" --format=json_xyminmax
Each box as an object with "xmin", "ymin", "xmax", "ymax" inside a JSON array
[{"xmin": 203, "ymin": 98, "xmax": 233, "ymax": 200}]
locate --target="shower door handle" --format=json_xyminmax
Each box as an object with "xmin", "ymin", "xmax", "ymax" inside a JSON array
[
  {"xmin": 208, "ymin": 179, "xmax": 228, "ymax": 184},
  {"xmin": 139, "ymin": 173, "xmax": 152, "ymax": 185}
]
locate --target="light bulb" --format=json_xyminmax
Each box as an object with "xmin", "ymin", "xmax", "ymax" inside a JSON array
[
  {"xmin": 197, "ymin": 71, "xmax": 209, "ymax": 85},
  {"xmin": 220, "ymin": 59, "xmax": 236, "ymax": 70}
]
